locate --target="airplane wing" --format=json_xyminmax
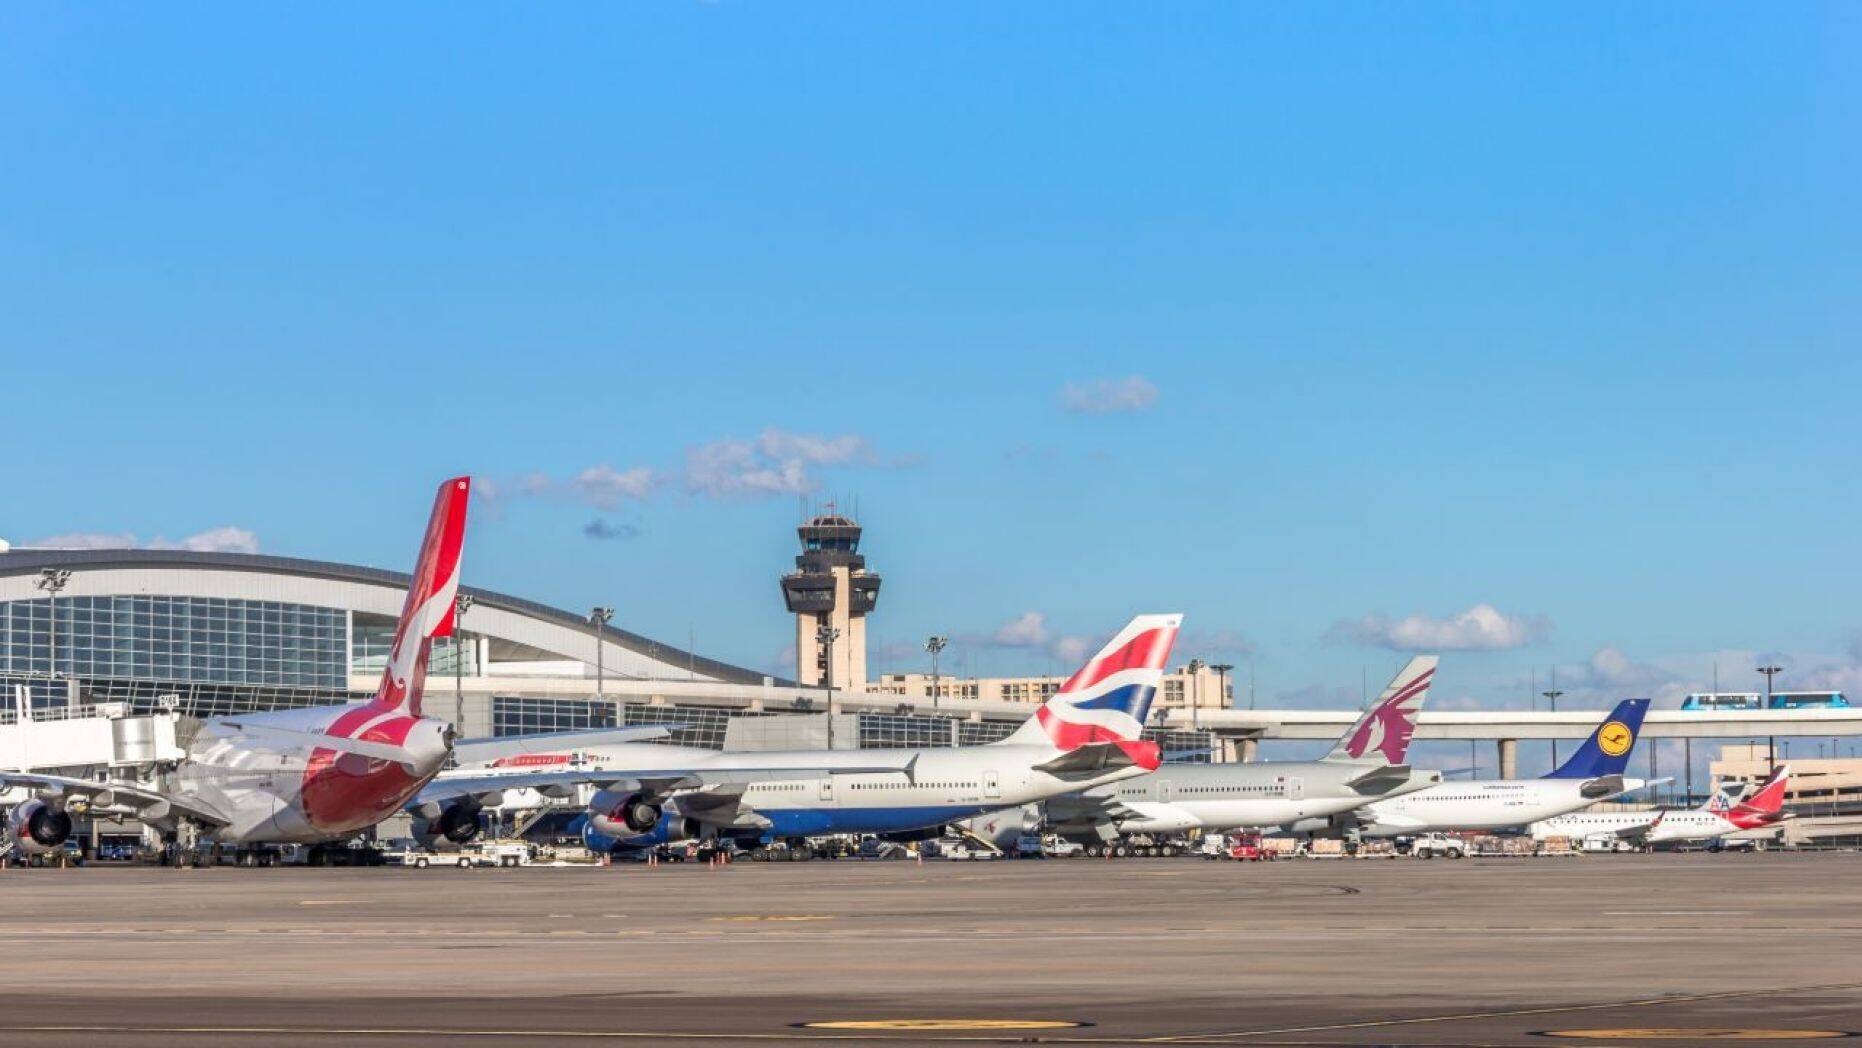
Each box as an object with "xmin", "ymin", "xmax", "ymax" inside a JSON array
[
  {"xmin": 451, "ymin": 726, "xmax": 674, "ymax": 766},
  {"xmin": 1045, "ymin": 790, "xmax": 1144, "ymax": 826},
  {"xmin": 1363, "ymin": 809, "xmax": 1431, "ymax": 832},
  {"xmin": 0, "ymin": 771, "xmax": 230, "ymax": 826},
  {"xmin": 412, "ymin": 761, "xmax": 913, "ymax": 813}
]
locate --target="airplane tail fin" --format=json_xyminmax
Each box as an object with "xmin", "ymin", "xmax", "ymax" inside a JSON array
[
  {"xmin": 1543, "ymin": 698, "xmax": 1650, "ymax": 779},
  {"xmin": 998, "ymin": 613, "xmax": 1181, "ymax": 772},
  {"xmin": 1323, "ymin": 655, "xmax": 1438, "ymax": 765},
  {"xmin": 1728, "ymin": 765, "xmax": 1791, "ymax": 827},
  {"xmin": 369, "ymin": 476, "xmax": 471, "ymax": 718}
]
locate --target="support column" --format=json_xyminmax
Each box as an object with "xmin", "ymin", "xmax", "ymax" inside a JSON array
[
  {"xmin": 1240, "ymin": 737, "xmax": 1260, "ymax": 763},
  {"xmin": 1497, "ymin": 738, "xmax": 1518, "ymax": 780}
]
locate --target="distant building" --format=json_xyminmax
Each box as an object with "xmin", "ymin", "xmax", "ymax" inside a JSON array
[
  {"xmin": 1711, "ymin": 742, "xmax": 1862, "ymax": 846},
  {"xmin": 872, "ymin": 662, "xmax": 1232, "ymax": 712}
]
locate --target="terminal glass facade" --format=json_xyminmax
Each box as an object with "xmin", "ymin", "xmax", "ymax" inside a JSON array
[{"xmin": 0, "ymin": 596, "xmax": 347, "ymax": 689}]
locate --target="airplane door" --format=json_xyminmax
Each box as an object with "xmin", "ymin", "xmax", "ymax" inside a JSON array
[
  {"xmin": 984, "ymin": 771, "xmax": 1000, "ymax": 799},
  {"xmin": 1284, "ymin": 777, "xmax": 1304, "ymax": 801},
  {"xmin": 818, "ymin": 777, "xmax": 833, "ymax": 804},
  {"xmin": 1158, "ymin": 780, "xmax": 1173, "ymax": 801}
]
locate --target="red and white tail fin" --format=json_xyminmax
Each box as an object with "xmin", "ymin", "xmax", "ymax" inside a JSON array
[
  {"xmin": 999, "ymin": 614, "xmax": 1181, "ymax": 761},
  {"xmin": 371, "ymin": 476, "xmax": 471, "ymax": 717},
  {"xmin": 1323, "ymin": 655, "xmax": 1438, "ymax": 765},
  {"xmin": 1726, "ymin": 765, "xmax": 1791, "ymax": 828}
]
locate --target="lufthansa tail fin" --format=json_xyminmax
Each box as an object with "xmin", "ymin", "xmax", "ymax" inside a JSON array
[
  {"xmin": 1544, "ymin": 698, "xmax": 1650, "ymax": 779},
  {"xmin": 369, "ymin": 476, "xmax": 471, "ymax": 718},
  {"xmin": 1323, "ymin": 655, "xmax": 1438, "ymax": 766},
  {"xmin": 998, "ymin": 614, "xmax": 1181, "ymax": 772}
]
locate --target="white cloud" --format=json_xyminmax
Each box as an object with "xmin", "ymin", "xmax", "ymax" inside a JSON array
[
  {"xmin": 33, "ymin": 531, "xmax": 139, "ymax": 549},
  {"xmin": 31, "ymin": 527, "xmax": 259, "ymax": 554},
  {"xmin": 570, "ymin": 465, "xmax": 657, "ymax": 509},
  {"xmin": 992, "ymin": 612, "xmax": 1051, "ymax": 647},
  {"xmin": 1060, "ymin": 375, "xmax": 1159, "ymax": 415},
  {"xmin": 1329, "ymin": 603, "xmax": 1551, "ymax": 651},
  {"xmin": 157, "ymin": 526, "xmax": 261, "ymax": 555},
  {"xmin": 682, "ymin": 429, "xmax": 877, "ymax": 498}
]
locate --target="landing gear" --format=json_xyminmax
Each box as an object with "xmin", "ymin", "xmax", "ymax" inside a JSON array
[{"xmin": 173, "ymin": 819, "xmax": 205, "ymax": 869}]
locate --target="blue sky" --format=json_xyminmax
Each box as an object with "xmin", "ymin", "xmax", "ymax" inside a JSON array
[{"xmin": 3, "ymin": 6, "xmax": 1858, "ymax": 765}]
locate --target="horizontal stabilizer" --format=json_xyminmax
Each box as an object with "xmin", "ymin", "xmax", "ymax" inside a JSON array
[
  {"xmin": 1344, "ymin": 764, "xmax": 1415, "ymax": 793},
  {"xmin": 220, "ymin": 721, "xmax": 422, "ymax": 771},
  {"xmin": 1033, "ymin": 740, "xmax": 1155, "ymax": 777}
]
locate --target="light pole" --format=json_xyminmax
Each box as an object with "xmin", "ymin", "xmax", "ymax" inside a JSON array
[
  {"xmin": 924, "ymin": 634, "xmax": 948, "ymax": 710},
  {"xmin": 452, "ymin": 593, "xmax": 475, "ymax": 733},
  {"xmin": 36, "ymin": 569, "xmax": 71, "ymax": 703},
  {"xmin": 1211, "ymin": 663, "xmax": 1234, "ymax": 714},
  {"xmin": 1757, "ymin": 664, "xmax": 1783, "ymax": 773},
  {"xmin": 1187, "ymin": 658, "xmax": 1206, "ymax": 732},
  {"xmin": 818, "ymin": 625, "xmax": 841, "ymax": 748},
  {"xmin": 590, "ymin": 606, "xmax": 614, "ymax": 713},
  {"xmin": 1542, "ymin": 689, "xmax": 1564, "ymax": 768}
]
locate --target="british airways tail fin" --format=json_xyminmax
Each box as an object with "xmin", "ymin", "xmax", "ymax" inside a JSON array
[
  {"xmin": 1323, "ymin": 655, "xmax": 1438, "ymax": 765},
  {"xmin": 1543, "ymin": 698, "xmax": 1649, "ymax": 779},
  {"xmin": 998, "ymin": 614, "xmax": 1181, "ymax": 769},
  {"xmin": 370, "ymin": 476, "xmax": 471, "ymax": 718}
]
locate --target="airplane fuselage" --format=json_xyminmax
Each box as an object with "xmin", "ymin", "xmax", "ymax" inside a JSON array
[
  {"xmin": 1355, "ymin": 777, "xmax": 1649, "ymax": 836},
  {"xmin": 577, "ymin": 741, "xmax": 1150, "ymax": 848},
  {"xmin": 1049, "ymin": 762, "xmax": 1440, "ymax": 837},
  {"xmin": 173, "ymin": 702, "xmax": 452, "ymax": 845}
]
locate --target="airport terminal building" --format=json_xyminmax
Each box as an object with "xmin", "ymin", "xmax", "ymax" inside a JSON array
[{"xmin": 0, "ymin": 546, "xmax": 1217, "ymax": 756}]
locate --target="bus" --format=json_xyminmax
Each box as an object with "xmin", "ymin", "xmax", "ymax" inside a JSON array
[{"xmin": 1681, "ymin": 691, "xmax": 1850, "ymax": 711}]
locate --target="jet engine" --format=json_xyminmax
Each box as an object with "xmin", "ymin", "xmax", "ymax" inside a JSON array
[
  {"xmin": 435, "ymin": 803, "xmax": 483, "ymax": 845},
  {"xmin": 7, "ymin": 799, "xmax": 73, "ymax": 856},
  {"xmin": 607, "ymin": 793, "xmax": 664, "ymax": 835},
  {"xmin": 586, "ymin": 793, "xmax": 703, "ymax": 846}
]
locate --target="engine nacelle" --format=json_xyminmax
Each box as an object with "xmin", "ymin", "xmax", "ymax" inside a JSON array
[
  {"xmin": 584, "ymin": 801, "xmax": 703, "ymax": 851},
  {"xmin": 435, "ymin": 803, "xmax": 483, "ymax": 845},
  {"xmin": 8, "ymin": 800, "xmax": 73, "ymax": 856}
]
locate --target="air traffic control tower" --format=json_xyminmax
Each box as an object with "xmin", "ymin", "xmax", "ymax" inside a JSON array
[{"xmin": 780, "ymin": 511, "xmax": 881, "ymax": 692}]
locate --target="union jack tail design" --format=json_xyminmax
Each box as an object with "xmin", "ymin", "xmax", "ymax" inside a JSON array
[
  {"xmin": 1324, "ymin": 655, "xmax": 1438, "ymax": 765},
  {"xmin": 370, "ymin": 476, "xmax": 471, "ymax": 717},
  {"xmin": 999, "ymin": 614, "xmax": 1181, "ymax": 768},
  {"xmin": 1726, "ymin": 765, "xmax": 1791, "ymax": 828}
]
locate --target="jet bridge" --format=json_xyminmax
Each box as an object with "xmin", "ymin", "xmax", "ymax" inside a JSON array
[{"xmin": 0, "ymin": 685, "xmax": 186, "ymax": 777}]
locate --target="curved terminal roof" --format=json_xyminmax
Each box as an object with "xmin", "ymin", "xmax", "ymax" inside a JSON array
[{"xmin": 0, "ymin": 548, "xmax": 778, "ymax": 686}]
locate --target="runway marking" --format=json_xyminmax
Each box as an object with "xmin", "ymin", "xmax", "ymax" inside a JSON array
[
  {"xmin": 1144, "ymin": 981, "xmax": 1862, "ymax": 1042},
  {"xmin": 297, "ymin": 900, "xmax": 344, "ymax": 906},
  {"xmin": 710, "ymin": 914, "xmax": 834, "ymax": 922},
  {"xmin": 1541, "ymin": 1031, "xmax": 1854, "ymax": 1041},
  {"xmin": 802, "ymin": 1019, "xmax": 1085, "ymax": 1030},
  {"xmin": 1603, "ymin": 910, "xmax": 1751, "ymax": 916}
]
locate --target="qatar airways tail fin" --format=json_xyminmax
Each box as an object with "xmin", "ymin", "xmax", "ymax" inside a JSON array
[
  {"xmin": 1726, "ymin": 765, "xmax": 1792, "ymax": 827},
  {"xmin": 1323, "ymin": 655, "xmax": 1438, "ymax": 766},
  {"xmin": 999, "ymin": 613, "xmax": 1181, "ymax": 773},
  {"xmin": 370, "ymin": 476, "xmax": 471, "ymax": 718}
]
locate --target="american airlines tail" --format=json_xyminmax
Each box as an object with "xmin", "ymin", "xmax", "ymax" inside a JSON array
[
  {"xmin": 369, "ymin": 476, "xmax": 471, "ymax": 718},
  {"xmin": 1543, "ymin": 698, "xmax": 1650, "ymax": 779},
  {"xmin": 997, "ymin": 613, "xmax": 1182, "ymax": 772},
  {"xmin": 1725, "ymin": 765, "xmax": 1792, "ymax": 828},
  {"xmin": 1323, "ymin": 655, "xmax": 1438, "ymax": 766}
]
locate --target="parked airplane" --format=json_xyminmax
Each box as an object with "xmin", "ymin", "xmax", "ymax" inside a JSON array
[
  {"xmin": 572, "ymin": 613, "xmax": 1183, "ymax": 852},
  {"xmin": 1045, "ymin": 655, "xmax": 1443, "ymax": 844},
  {"xmin": 0, "ymin": 476, "xmax": 508, "ymax": 862},
  {"xmin": 1530, "ymin": 765, "xmax": 1793, "ymax": 849},
  {"xmin": 1336, "ymin": 698, "xmax": 1655, "ymax": 837}
]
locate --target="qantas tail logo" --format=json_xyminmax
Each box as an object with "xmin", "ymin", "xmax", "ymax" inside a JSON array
[
  {"xmin": 1003, "ymin": 614, "xmax": 1180, "ymax": 768},
  {"xmin": 371, "ymin": 476, "xmax": 471, "ymax": 718},
  {"xmin": 1328, "ymin": 655, "xmax": 1438, "ymax": 765}
]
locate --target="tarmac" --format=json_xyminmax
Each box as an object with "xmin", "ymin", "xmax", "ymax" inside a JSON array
[{"xmin": 0, "ymin": 850, "xmax": 1857, "ymax": 1046}]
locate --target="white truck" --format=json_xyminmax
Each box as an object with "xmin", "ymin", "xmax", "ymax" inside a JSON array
[{"xmin": 1408, "ymin": 833, "xmax": 1468, "ymax": 859}]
